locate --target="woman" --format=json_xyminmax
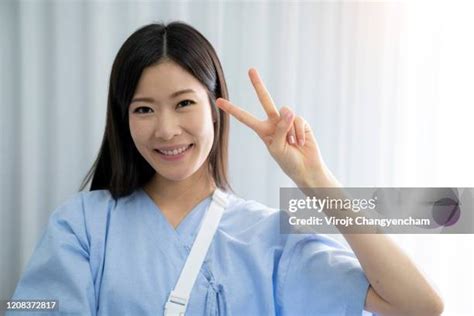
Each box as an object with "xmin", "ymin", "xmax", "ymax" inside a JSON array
[{"xmin": 10, "ymin": 22, "xmax": 443, "ymax": 315}]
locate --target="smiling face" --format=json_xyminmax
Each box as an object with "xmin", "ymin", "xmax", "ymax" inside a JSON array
[{"xmin": 128, "ymin": 60, "xmax": 215, "ymax": 183}]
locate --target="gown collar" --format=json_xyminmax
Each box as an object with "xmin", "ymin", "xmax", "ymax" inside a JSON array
[{"xmin": 138, "ymin": 187, "xmax": 213, "ymax": 248}]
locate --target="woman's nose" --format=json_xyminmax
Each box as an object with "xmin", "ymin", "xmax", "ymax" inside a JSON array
[{"xmin": 154, "ymin": 112, "xmax": 182, "ymax": 140}]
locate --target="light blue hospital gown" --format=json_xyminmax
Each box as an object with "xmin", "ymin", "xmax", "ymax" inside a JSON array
[{"xmin": 10, "ymin": 189, "xmax": 372, "ymax": 315}]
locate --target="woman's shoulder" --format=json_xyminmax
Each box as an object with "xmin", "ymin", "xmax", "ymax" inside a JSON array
[
  {"xmin": 221, "ymin": 191, "xmax": 353, "ymax": 250},
  {"xmin": 50, "ymin": 189, "xmax": 115, "ymax": 218},
  {"xmin": 224, "ymin": 192, "xmax": 279, "ymax": 218},
  {"xmin": 47, "ymin": 189, "xmax": 129, "ymax": 239},
  {"xmin": 43, "ymin": 189, "xmax": 130, "ymax": 255},
  {"xmin": 220, "ymin": 192, "xmax": 282, "ymax": 237}
]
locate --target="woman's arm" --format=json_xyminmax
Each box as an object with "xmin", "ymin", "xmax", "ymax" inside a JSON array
[
  {"xmin": 8, "ymin": 194, "xmax": 97, "ymax": 316},
  {"xmin": 298, "ymin": 170, "xmax": 444, "ymax": 316},
  {"xmin": 216, "ymin": 68, "xmax": 444, "ymax": 316}
]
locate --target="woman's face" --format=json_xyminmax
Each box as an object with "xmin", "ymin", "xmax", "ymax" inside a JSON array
[{"xmin": 129, "ymin": 60, "xmax": 215, "ymax": 182}]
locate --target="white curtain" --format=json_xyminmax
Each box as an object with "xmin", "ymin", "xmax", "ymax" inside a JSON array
[{"xmin": 1, "ymin": 1, "xmax": 473, "ymax": 314}]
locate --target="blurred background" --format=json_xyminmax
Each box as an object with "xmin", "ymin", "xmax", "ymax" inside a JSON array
[{"xmin": 1, "ymin": 0, "xmax": 473, "ymax": 315}]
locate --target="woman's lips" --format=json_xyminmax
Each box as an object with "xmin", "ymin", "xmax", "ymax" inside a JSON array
[
  {"xmin": 155, "ymin": 144, "xmax": 192, "ymax": 152},
  {"xmin": 154, "ymin": 144, "xmax": 194, "ymax": 161}
]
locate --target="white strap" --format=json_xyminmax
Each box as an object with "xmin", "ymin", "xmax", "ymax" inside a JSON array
[{"xmin": 164, "ymin": 188, "xmax": 228, "ymax": 316}]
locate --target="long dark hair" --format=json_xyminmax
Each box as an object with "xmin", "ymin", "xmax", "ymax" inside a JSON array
[{"xmin": 79, "ymin": 22, "xmax": 231, "ymax": 200}]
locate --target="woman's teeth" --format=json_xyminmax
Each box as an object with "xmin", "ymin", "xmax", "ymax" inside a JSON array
[{"xmin": 157, "ymin": 144, "xmax": 192, "ymax": 156}]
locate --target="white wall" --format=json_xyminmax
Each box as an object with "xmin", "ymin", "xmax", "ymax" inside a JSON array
[{"xmin": 1, "ymin": 1, "xmax": 472, "ymax": 314}]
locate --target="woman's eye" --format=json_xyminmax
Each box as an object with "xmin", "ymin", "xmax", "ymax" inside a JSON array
[
  {"xmin": 177, "ymin": 100, "xmax": 195, "ymax": 108},
  {"xmin": 134, "ymin": 106, "xmax": 152, "ymax": 114}
]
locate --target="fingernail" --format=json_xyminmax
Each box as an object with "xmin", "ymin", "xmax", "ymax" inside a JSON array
[
  {"xmin": 285, "ymin": 111, "xmax": 293, "ymax": 123},
  {"xmin": 299, "ymin": 139, "xmax": 304, "ymax": 146},
  {"xmin": 289, "ymin": 135, "xmax": 295, "ymax": 144}
]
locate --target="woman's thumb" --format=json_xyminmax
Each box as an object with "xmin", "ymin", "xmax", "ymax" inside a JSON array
[{"xmin": 273, "ymin": 107, "xmax": 294, "ymax": 148}]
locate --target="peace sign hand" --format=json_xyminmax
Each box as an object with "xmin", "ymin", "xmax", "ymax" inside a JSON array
[{"xmin": 216, "ymin": 68, "xmax": 333, "ymax": 188}]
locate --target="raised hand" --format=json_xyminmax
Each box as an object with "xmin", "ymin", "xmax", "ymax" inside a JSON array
[{"xmin": 215, "ymin": 68, "xmax": 334, "ymax": 187}]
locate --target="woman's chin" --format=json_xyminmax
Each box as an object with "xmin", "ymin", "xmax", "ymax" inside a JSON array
[{"xmin": 157, "ymin": 170, "xmax": 195, "ymax": 182}]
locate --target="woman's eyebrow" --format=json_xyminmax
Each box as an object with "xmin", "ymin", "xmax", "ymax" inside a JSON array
[
  {"xmin": 170, "ymin": 88, "xmax": 196, "ymax": 98},
  {"xmin": 131, "ymin": 89, "xmax": 196, "ymax": 104}
]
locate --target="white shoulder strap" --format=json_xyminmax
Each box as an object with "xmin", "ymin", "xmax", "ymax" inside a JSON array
[{"xmin": 164, "ymin": 188, "xmax": 228, "ymax": 316}]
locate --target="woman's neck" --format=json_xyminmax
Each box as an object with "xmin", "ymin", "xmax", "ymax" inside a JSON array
[{"xmin": 144, "ymin": 165, "xmax": 216, "ymax": 210}]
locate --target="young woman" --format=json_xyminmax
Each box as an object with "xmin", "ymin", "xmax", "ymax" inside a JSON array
[{"xmin": 10, "ymin": 22, "xmax": 443, "ymax": 316}]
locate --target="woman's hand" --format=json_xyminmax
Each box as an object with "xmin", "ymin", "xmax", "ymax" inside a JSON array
[{"xmin": 216, "ymin": 68, "xmax": 337, "ymax": 188}]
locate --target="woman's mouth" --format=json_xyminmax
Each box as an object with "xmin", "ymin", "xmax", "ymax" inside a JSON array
[{"xmin": 154, "ymin": 144, "xmax": 194, "ymax": 161}]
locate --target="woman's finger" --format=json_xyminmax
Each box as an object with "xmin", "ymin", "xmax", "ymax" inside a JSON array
[
  {"xmin": 294, "ymin": 116, "xmax": 306, "ymax": 146},
  {"xmin": 248, "ymin": 68, "xmax": 280, "ymax": 121},
  {"xmin": 216, "ymin": 98, "xmax": 262, "ymax": 133},
  {"xmin": 272, "ymin": 107, "xmax": 295, "ymax": 149},
  {"xmin": 287, "ymin": 125, "xmax": 296, "ymax": 145}
]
